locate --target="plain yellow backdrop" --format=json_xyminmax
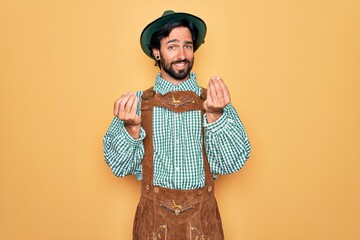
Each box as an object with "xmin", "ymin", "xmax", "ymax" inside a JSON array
[{"xmin": 1, "ymin": 0, "xmax": 359, "ymax": 239}]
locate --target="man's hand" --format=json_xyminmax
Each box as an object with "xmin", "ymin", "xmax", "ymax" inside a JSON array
[
  {"xmin": 114, "ymin": 92, "xmax": 142, "ymax": 139},
  {"xmin": 203, "ymin": 76, "xmax": 231, "ymax": 123}
]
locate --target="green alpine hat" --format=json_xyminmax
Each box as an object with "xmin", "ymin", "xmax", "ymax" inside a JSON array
[{"xmin": 140, "ymin": 10, "xmax": 207, "ymax": 59}]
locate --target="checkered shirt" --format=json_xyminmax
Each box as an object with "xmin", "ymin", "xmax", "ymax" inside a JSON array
[{"xmin": 103, "ymin": 73, "xmax": 251, "ymax": 190}]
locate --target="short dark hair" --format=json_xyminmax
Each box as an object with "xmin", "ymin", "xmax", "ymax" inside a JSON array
[{"xmin": 149, "ymin": 19, "xmax": 199, "ymax": 65}]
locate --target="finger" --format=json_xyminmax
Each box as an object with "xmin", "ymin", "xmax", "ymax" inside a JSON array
[
  {"xmin": 207, "ymin": 78, "xmax": 216, "ymax": 102},
  {"xmin": 114, "ymin": 99, "xmax": 120, "ymax": 116},
  {"xmin": 215, "ymin": 77, "xmax": 231, "ymax": 103},
  {"xmin": 130, "ymin": 96, "xmax": 141, "ymax": 125},
  {"xmin": 208, "ymin": 76, "xmax": 225, "ymax": 106},
  {"xmin": 212, "ymin": 78, "xmax": 225, "ymax": 100},
  {"xmin": 129, "ymin": 93, "xmax": 139, "ymax": 115},
  {"xmin": 115, "ymin": 92, "xmax": 131, "ymax": 117},
  {"xmin": 124, "ymin": 93, "xmax": 136, "ymax": 114},
  {"xmin": 126, "ymin": 94, "xmax": 139, "ymax": 122},
  {"xmin": 113, "ymin": 92, "xmax": 127, "ymax": 116}
]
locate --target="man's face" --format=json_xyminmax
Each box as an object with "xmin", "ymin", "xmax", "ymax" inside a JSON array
[{"xmin": 156, "ymin": 26, "xmax": 195, "ymax": 84}]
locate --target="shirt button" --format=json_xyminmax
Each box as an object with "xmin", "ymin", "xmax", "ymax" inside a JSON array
[
  {"xmin": 197, "ymin": 190, "xmax": 202, "ymax": 195},
  {"xmin": 154, "ymin": 187, "xmax": 159, "ymax": 193},
  {"xmin": 207, "ymin": 186, "xmax": 212, "ymax": 192},
  {"xmin": 145, "ymin": 184, "xmax": 151, "ymax": 191}
]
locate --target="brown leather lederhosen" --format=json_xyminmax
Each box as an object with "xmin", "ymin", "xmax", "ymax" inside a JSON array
[{"xmin": 133, "ymin": 87, "xmax": 224, "ymax": 240}]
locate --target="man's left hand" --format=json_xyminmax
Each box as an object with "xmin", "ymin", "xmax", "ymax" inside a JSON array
[{"xmin": 203, "ymin": 76, "xmax": 231, "ymax": 123}]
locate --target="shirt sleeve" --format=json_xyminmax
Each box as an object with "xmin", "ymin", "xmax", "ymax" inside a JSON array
[
  {"xmin": 203, "ymin": 103, "xmax": 251, "ymax": 175},
  {"xmin": 103, "ymin": 91, "xmax": 145, "ymax": 179}
]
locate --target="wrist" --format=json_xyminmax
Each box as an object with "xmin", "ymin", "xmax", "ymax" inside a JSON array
[
  {"xmin": 206, "ymin": 111, "xmax": 223, "ymax": 123},
  {"xmin": 125, "ymin": 124, "xmax": 141, "ymax": 139}
]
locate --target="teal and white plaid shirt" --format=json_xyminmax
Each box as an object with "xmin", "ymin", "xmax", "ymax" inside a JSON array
[{"xmin": 103, "ymin": 73, "xmax": 251, "ymax": 190}]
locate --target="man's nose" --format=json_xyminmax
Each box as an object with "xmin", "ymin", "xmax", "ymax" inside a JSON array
[{"xmin": 177, "ymin": 47, "xmax": 185, "ymax": 60}]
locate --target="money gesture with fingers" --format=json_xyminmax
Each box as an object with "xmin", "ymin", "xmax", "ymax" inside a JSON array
[
  {"xmin": 113, "ymin": 92, "xmax": 141, "ymax": 138},
  {"xmin": 203, "ymin": 76, "xmax": 231, "ymax": 123}
]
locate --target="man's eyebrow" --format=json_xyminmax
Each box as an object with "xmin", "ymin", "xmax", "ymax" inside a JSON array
[
  {"xmin": 166, "ymin": 39, "xmax": 193, "ymax": 45},
  {"xmin": 166, "ymin": 39, "xmax": 179, "ymax": 44}
]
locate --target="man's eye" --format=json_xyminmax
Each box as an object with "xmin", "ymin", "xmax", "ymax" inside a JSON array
[
  {"xmin": 185, "ymin": 45, "xmax": 193, "ymax": 49},
  {"xmin": 168, "ymin": 46, "xmax": 176, "ymax": 50}
]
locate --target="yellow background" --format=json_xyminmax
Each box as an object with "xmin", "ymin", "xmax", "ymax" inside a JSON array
[{"xmin": 1, "ymin": 0, "xmax": 359, "ymax": 239}]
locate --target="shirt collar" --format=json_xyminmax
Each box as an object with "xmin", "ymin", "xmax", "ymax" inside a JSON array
[{"xmin": 153, "ymin": 73, "xmax": 201, "ymax": 95}]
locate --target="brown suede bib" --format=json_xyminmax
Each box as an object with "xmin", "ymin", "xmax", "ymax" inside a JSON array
[{"xmin": 133, "ymin": 87, "xmax": 224, "ymax": 240}]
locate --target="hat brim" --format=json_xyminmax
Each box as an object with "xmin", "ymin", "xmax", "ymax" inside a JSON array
[{"xmin": 140, "ymin": 12, "xmax": 207, "ymax": 59}]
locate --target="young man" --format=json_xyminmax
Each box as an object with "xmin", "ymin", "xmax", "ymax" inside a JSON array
[{"xmin": 103, "ymin": 10, "xmax": 251, "ymax": 239}]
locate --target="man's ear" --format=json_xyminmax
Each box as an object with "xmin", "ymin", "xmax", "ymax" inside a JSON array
[{"xmin": 152, "ymin": 48, "xmax": 160, "ymax": 59}]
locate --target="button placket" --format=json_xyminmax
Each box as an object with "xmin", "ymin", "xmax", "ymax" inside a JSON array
[{"xmin": 173, "ymin": 112, "xmax": 180, "ymax": 182}]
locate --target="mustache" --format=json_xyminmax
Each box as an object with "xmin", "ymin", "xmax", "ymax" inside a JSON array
[{"xmin": 171, "ymin": 59, "xmax": 190, "ymax": 65}]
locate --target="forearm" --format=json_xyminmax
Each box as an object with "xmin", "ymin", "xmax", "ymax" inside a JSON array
[
  {"xmin": 103, "ymin": 117, "xmax": 145, "ymax": 177},
  {"xmin": 204, "ymin": 104, "xmax": 251, "ymax": 174}
]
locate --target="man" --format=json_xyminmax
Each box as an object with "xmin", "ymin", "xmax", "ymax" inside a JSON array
[{"xmin": 103, "ymin": 10, "xmax": 251, "ymax": 239}]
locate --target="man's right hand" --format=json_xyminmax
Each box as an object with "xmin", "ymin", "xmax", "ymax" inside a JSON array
[{"xmin": 114, "ymin": 92, "xmax": 142, "ymax": 139}]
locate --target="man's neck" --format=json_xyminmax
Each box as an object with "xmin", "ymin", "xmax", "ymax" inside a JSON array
[{"xmin": 160, "ymin": 73, "xmax": 190, "ymax": 85}]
